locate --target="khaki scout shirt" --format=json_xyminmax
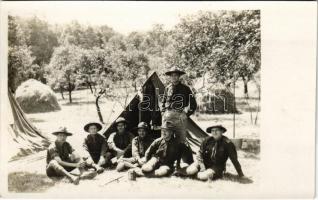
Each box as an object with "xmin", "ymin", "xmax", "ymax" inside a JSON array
[
  {"xmin": 197, "ymin": 136, "xmax": 244, "ymax": 176},
  {"xmin": 107, "ymin": 131, "xmax": 134, "ymax": 157},
  {"xmin": 46, "ymin": 141, "xmax": 75, "ymax": 164},
  {"xmin": 131, "ymin": 136, "xmax": 154, "ymax": 161},
  {"xmin": 162, "ymin": 82, "xmax": 197, "ymax": 116},
  {"xmin": 145, "ymin": 137, "xmax": 186, "ymax": 168},
  {"xmin": 83, "ymin": 133, "xmax": 108, "ymax": 164}
]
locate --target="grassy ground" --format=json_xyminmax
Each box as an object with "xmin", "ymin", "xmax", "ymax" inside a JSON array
[
  {"xmin": 8, "ymin": 150, "xmax": 259, "ymax": 196},
  {"xmin": 8, "ymin": 88, "xmax": 260, "ymax": 195},
  {"xmin": 8, "ymin": 172, "xmax": 56, "ymax": 193}
]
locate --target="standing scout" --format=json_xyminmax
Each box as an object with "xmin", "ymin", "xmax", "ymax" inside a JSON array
[
  {"xmin": 140, "ymin": 121, "xmax": 187, "ymax": 177},
  {"xmin": 116, "ymin": 122, "xmax": 154, "ymax": 172},
  {"xmin": 82, "ymin": 122, "xmax": 108, "ymax": 173},
  {"xmin": 162, "ymin": 66, "xmax": 197, "ymax": 163},
  {"xmin": 185, "ymin": 125, "xmax": 245, "ymax": 181},
  {"xmin": 106, "ymin": 117, "xmax": 135, "ymax": 167},
  {"xmin": 46, "ymin": 127, "xmax": 96, "ymax": 185}
]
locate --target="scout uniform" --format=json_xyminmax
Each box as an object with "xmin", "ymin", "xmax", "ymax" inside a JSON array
[
  {"xmin": 141, "ymin": 122, "xmax": 187, "ymax": 177},
  {"xmin": 187, "ymin": 125, "xmax": 244, "ymax": 180},
  {"xmin": 162, "ymin": 66, "xmax": 197, "ymax": 144},
  {"xmin": 46, "ymin": 127, "xmax": 97, "ymax": 184},
  {"xmin": 46, "ymin": 128, "xmax": 78, "ymax": 177},
  {"xmin": 116, "ymin": 122, "xmax": 154, "ymax": 172},
  {"xmin": 131, "ymin": 122, "xmax": 154, "ymax": 162},
  {"xmin": 82, "ymin": 122, "xmax": 108, "ymax": 166},
  {"xmin": 106, "ymin": 117, "xmax": 134, "ymax": 162}
]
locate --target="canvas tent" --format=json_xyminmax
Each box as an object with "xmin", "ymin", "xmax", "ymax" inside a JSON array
[
  {"xmin": 103, "ymin": 72, "xmax": 208, "ymax": 149},
  {"xmin": 8, "ymin": 89, "xmax": 50, "ymax": 160}
]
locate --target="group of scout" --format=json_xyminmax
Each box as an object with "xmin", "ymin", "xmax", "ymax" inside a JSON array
[{"xmin": 46, "ymin": 67, "xmax": 245, "ymax": 185}]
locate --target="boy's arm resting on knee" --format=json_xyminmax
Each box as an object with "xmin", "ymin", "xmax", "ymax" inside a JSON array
[
  {"xmin": 144, "ymin": 139, "xmax": 160, "ymax": 161},
  {"xmin": 54, "ymin": 156, "xmax": 79, "ymax": 168},
  {"xmin": 197, "ymin": 142, "xmax": 206, "ymax": 171},
  {"xmin": 107, "ymin": 133, "xmax": 124, "ymax": 154}
]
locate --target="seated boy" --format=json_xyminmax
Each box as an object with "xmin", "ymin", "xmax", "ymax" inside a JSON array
[
  {"xmin": 46, "ymin": 127, "xmax": 96, "ymax": 185},
  {"xmin": 136, "ymin": 121, "xmax": 187, "ymax": 177},
  {"xmin": 82, "ymin": 122, "xmax": 108, "ymax": 173},
  {"xmin": 184, "ymin": 125, "xmax": 244, "ymax": 181},
  {"xmin": 116, "ymin": 122, "xmax": 154, "ymax": 172}
]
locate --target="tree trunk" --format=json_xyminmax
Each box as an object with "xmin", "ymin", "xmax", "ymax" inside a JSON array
[
  {"xmin": 68, "ymin": 82, "xmax": 73, "ymax": 103},
  {"xmin": 60, "ymin": 87, "xmax": 65, "ymax": 100},
  {"xmin": 133, "ymin": 82, "xmax": 137, "ymax": 92},
  {"xmin": 96, "ymin": 90, "xmax": 106, "ymax": 124},
  {"xmin": 242, "ymin": 77, "xmax": 249, "ymax": 99},
  {"xmin": 88, "ymin": 82, "xmax": 94, "ymax": 94},
  {"xmin": 68, "ymin": 89, "xmax": 72, "ymax": 103}
]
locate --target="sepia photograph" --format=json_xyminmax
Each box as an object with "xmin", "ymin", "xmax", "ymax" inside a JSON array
[{"xmin": 0, "ymin": 1, "xmax": 315, "ymax": 198}]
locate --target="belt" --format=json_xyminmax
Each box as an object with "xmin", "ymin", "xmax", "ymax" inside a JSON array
[{"xmin": 166, "ymin": 108, "xmax": 183, "ymax": 113}]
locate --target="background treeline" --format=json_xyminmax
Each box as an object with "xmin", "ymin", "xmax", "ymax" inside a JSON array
[{"xmin": 8, "ymin": 10, "xmax": 260, "ymax": 103}]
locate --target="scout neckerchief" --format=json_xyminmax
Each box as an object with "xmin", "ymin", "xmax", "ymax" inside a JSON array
[
  {"xmin": 156, "ymin": 138, "xmax": 169, "ymax": 158},
  {"xmin": 138, "ymin": 137, "xmax": 145, "ymax": 156},
  {"xmin": 211, "ymin": 140, "xmax": 218, "ymax": 162},
  {"xmin": 55, "ymin": 141, "xmax": 71, "ymax": 161}
]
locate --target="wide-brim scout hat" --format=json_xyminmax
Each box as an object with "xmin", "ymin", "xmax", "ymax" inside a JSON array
[
  {"xmin": 160, "ymin": 121, "xmax": 178, "ymax": 131},
  {"xmin": 115, "ymin": 117, "xmax": 128, "ymax": 125},
  {"xmin": 133, "ymin": 122, "xmax": 149, "ymax": 131},
  {"xmin": 52, "ymin": 127, "xmax": 73, "ymax": 136},
  {"xmin": 206, "ymin": 125, "xmax": 227, "ymax": 134},
  {"xmin": 84, "ymin": 122, "xmax": 102, "ymax": 132},
  {"xmin": 165, "ymin": 66, "xmax": 186, "ymax": 76}
]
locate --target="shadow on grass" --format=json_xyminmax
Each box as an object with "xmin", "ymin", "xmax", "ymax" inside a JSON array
[
  {"xmin": 61, "ymin": 101, "xmax": 96, "ymax": 106},
  {"xmin": 8, "ymin": 172, "xmax": 57, "ymax": 193},
  {"xmin": 29, "ymin": 118, "xmax": 47, "ymax": 123},
  {"xmin": 242, "ymin": 151, "xmax": 260, "ymax": 159},
  {"xmin": 223, "ymin": 173, "xmax": 253, "ymax": 184},
  {"xmin": 173, "ymin": 170, "xmax": 253, "ymax": 184}
]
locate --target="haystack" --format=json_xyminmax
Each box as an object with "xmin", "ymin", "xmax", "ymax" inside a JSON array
[{"xmin": 15, "ymin": 79, "xmax": 61, "ymax": 113}]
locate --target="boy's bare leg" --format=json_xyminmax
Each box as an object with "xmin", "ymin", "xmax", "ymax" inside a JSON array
[
  {"xmin": 47, "ymin": 160, "xmax": 80, "ymax": 185},
  {"xmin": 71, "ymin": 153, "xmax": 97, "ymax": 180},
  {"xmin": 154, "ymin": 165, "xmax": 171, "ymax": 177},
  {"xmin": 142, "ymin": 157, "xmax": 158, "ymax": 173},
  {"xmin": 129, "ymin": 167, "xmax": 145, "ymax": 177},
  {"xmin": 197, "ymin": 169, "xmax": 214, "ymax": 181}
]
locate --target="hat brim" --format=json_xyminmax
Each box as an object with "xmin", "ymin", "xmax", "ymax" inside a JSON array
[
  {"xmin": 115, "ymin": 120, "xmax": 128, "ymax": 125},
  {"xmin": 159, "ymin": 126, "xmax": 177, "ymax": 131},
  {"xmin": 165, "ymin": 71, "xmax": 186, "ymax": 76},
  {"xmin": 206, "ymin": 126, "xmax": 227, "ymax": 134},
  {"xmin": 132, "ymin": 126, "xmax": 149, "ymax": 131},
  {"xmin": 84, "ymin": 123, "xmax": 102, "ymax": 132},
  {"xmin": 52, "ymin": 131, "xmax": 73, "ymax": 136}
]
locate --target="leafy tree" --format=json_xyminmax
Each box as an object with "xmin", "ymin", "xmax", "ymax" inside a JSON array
[
  {"xmin": 126, "ymin": 31, "xmax": 146, "ymax": 50},
  {"xmin": 46, "ymin": 45, "xmax": 82, "ymax": 103},
  {"xmin": 170, "ymin": 10, "xmax": 260, "ymax": 97},
  {"xmin": 8, "ymin": 15, "xmax": 27, "ymax": 47},
  {"xmin": 8, "ymin": 46, "xmax": 36, "ymax": 91},
  {"xmin": 22, "ymin": 16, "xmax": 59, "ymax": 67},
  {"xmin": 98, "ymin": 25, "xmax": 116, "ymax": 45},
  {"xmin": 77, "ymin": 47, "xmax": 114, "ymax": 123},
  {"xmin": 118, "ymin": 50, "xmax": 150, "ymax": 91}
]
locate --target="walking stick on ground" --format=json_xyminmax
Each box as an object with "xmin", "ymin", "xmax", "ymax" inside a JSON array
[{"xmin": 101, "ymin": 175, "xmax": 124, "ymax": 186}]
